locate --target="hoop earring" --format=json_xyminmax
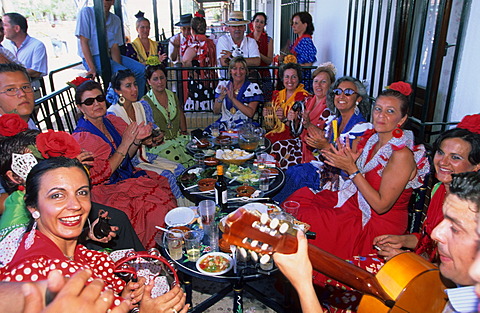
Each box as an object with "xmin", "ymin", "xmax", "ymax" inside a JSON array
[
  {"xmin": 25, "ymin": 211, "xmax": 40, "ymax": 250},
  {"xmin": 392, "ymin": 124, "xmax": 403, "ymax": 138},
  {"xmin": 118, "ymin": 94, "xmax": 125, "ymax": 105}
]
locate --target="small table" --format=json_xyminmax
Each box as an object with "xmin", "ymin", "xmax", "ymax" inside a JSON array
[
  {"xmin": 178, "ymin": 164, "xmax": 285, "ymax": 208},
  {"xmin": 160, "ymin": 234, "xmax": 284, "ymax": 313},
  {"xmin": 185, "ymin": 137, "xmax": 272, "ymax": 156}
]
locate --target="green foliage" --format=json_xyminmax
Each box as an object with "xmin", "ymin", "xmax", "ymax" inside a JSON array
[{"xmin": 15, "ymin": 0, "xmax": 77, "ymax": 21}]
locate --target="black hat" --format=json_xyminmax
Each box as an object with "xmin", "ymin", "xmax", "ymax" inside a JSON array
[{"xmin": 175, "ymin": 14, "xmax": 192, "ymax": 27}]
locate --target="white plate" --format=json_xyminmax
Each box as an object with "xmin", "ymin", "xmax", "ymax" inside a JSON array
[
  {"xmin": 196, "ymin": 252, "xmax": 233, "ymax": 276},
  {"xmin": 164, "ymin": 207, "xmax": 196, "ymax": 227},
  {"xmin": 239, "ymin": 203, "xmax": 269, "ymax": 214}
]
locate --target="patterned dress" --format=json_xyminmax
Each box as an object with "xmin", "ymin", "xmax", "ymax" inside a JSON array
[{"xmin": 290, "ymin": 34, "xmax": 317, "ymax": 93}]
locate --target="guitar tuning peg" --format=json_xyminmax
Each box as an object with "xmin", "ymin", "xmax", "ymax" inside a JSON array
[
  {"xmin": 238, "ymin": 247, "xmax": 249, "ymax": 262},
  {"xmin": 259, "ymin": 253, "xmax": 274, "ymax": 271},
  {"xmin": 278, "ymin": 222, "xmax": 290, "ymax": 234},
  {"xmin": 260, "ymin": 243, "xmax": 270, "ymax": 251},
  {"xmin": 251, "ymin": 239, "xmax": 259, "ymax": 248},
  {"xmin": 260, "ymin": 213, "xmax": 270, "ymax": 225},
  {"xmin": 269, "ymin": 218, "xmax": 280, "ymax": 230},
  {"xmin": 250, "ymin": 250, "xmax": 259, "ymax": 262}
]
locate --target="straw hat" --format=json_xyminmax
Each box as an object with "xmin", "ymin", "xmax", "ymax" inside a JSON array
[
  {"xmin": 225, "ymin": 11, "xmax": 249, "ymax": 26},
  {"xmin": 175, "ymin": 14, "xmax": 192, "ymax": 27}
]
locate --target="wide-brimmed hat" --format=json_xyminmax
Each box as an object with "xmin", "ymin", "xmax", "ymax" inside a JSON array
[
  {"xmin": 175, "ymin": 14, "xmax": 192, "ymax": 27},
  {"xmin": 225, "ymin": 11, "xmax": 249, "ymax": 26}
]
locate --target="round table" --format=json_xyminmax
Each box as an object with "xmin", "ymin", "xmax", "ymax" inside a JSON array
[
  {"xmin": 178, "ymin": 163, "xmax": 285, "ymax": 208},
  {"xmin": 160, "ymin": 231, "xmax": 283, "ymax": 313},
  {"xmin": 185, "ymin": 137, "xmax": 272, "ymax": 156}
]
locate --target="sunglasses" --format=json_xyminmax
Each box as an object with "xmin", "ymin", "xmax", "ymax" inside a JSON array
[
  {"xmin": 81, "ymin": 94, "xmax": 105, "ymax": 106},
  {"xmin": 332, "ymin": 88, "xmax": 357, "ymax": 96}
]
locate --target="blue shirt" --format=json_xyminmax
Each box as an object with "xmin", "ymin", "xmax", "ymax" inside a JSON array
[
  {"xmin": 445, "ymin": 286, "xmax": 478, "ymax": 313},
  {"xmin": 3, "ymin": 35, "xmax": 48, "ymax": 76},
  {"xmin": 75, "ymin": 7, "xmax": 124, "ymax": 58}
]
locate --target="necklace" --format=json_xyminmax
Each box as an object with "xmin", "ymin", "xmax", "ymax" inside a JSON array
[{"xmin": 64, "ymin": 254, "xmax": 74, "ymax": 261}]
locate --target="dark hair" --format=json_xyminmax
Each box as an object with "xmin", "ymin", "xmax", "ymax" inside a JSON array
[
  {"xmin": 145, "ymin": 64, "xmax": 167, "ymax": 80},
  {"xmin": 377, "ymin": 89, "xmax": 409, "ymax": 117},
  {"xmin": 279, "ymin": 62, "xmax": 303, "ymax": 84},
  {"xmin": 0, "ymin": 129, "xmax": 40, "ymax": 193},
  {"xmin": 291, "ymin": 12, "xmax": 314, "ymax": 35},
  {"xmin": 111, "ymin": 69, "xmax": 135, "ymax": 91},
  {"xmin": 5, "ymin": 13, "xmax": 28, "ymax": 33},
  {"xmin": 449, "ymin": 171, "xmax": 480, "ymax": 213},
  {"xmin": 326, "ymin": 76, "xmax": 370, "ymax": 118},
  {"xmin": 191, "ymin": 16, "xmax": 207, "ymax": 35},
  {"xmin": 0, "ymin": 63, "xmax": 29, "ymax": 80},
  {"xmin": 433, "ymin": 128, "xmax": 480, "ymax": 166},
  {"xmin": 24, "ymin": 157, "xmax": 90, "ymax": 209},
  {"xmin": 75, "ymin": 80, "xmax": 104, "ymax": 105},
  {"xmin": 251, "ymin": 12, "xmax": 267, "ymax": 25}
]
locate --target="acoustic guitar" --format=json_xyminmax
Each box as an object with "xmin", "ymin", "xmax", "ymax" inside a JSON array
[{"xmin": 222, "ymin": 208, "xmax": 447, "ymax": 313}]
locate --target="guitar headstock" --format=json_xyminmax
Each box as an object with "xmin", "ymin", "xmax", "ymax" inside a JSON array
[{"xmin": 222, "ymin": 208, "xmax": 299, "ymax": 257}]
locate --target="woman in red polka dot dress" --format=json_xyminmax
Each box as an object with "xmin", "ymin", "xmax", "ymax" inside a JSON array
[{"xmin": 0, "ymin": 157, "xmax": 188, "ymax": 312}]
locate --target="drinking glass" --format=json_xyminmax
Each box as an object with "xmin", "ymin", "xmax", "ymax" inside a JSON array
[
  {"xmin": 184, "ymin": 230, "xmax": 201, "ymax": 262},
  {"xmin": 166, "ymin": 230, "xmax": 184, "ymax": 260},
  {"xmin": 211, "ymin": 123, "xmax": 220, "ymax": 138},
  {"xmin": 283, "ymin": 200, "xmax": 300, "ymax": 217}
]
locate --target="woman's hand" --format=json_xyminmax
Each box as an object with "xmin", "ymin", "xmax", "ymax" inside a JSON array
[
  {"xmin": 136, "ymin": 122, "xmax": 152, "ymax": 141},
  {"xmin": 275, "ymin": 106, "xmax": 285, "ymax": 121},
  {"xmin": 303, "ymin": 109, "xmax": 311, "ymax": 128},
  {"xmin": 321, "ymin": 142, "xmax": 360, "ymax": 174},
  {"xmin": 75, "ymin": 150, "xmax": 94, "ymax": 167},
  {"xmin": 158, "ymin": 53, "xmax": 168, "ymax": 63},
  {"xmin": 139, "ymin": 283, "xmax": 189, "ymax": 313},
  {"xmin": 87, "ymin": 211, "xmax": 119, "ymax": 243},
  {"xmin": 226, "ymin": 85, "xmax": 235, "ymax": 101},
  {"xmin": 373, "ymin": 234, "xmax": 419, "ymax": 260},
  {"xmin": 122, "ymin": 123, "xmax": 139, "ymax": 146},
  {"xmin": 287, "ymin": 109, "xmax": 298, "ymax": 122},
  {"xmin": 305, "ymin": 132, "xmax": 328, "ymax": 150},
  {"xmin": 121, "ymin": 277, "xmax": 146, "ymax": 308}
]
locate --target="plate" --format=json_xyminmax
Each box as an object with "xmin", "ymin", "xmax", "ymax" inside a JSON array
[
  {"xmin": 196, "ymin": 252, "xmax": 233, "ymax": 276},
  {"xmin": 240, "ymin": 203, "xmax": 269, "ymax": 214},
  {"xmin": 186, "ymin": 140, "xmax": 214, "ymax": 151},
  {"xmin": 164, "ymin": 207, "xmax": 196, "ymax": 227}
]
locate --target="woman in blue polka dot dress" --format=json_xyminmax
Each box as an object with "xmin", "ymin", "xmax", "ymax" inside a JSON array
[{"xmin": 290, "ymin": 11, "xmax": 317, "ymax": 92}]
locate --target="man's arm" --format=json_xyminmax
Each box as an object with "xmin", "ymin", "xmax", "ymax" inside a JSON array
[
  {"xmin": 79, "ymin": 35, "xmax": 97, "ymax": 78},
  {"xmin": 26, "ymin": 69, "xmax": 42, "ymax": 78},
  {"xmin": 244, "ymin": 57, "xmax": 260, "ymax": 66},
  {"xmin": 110, "ymin": 44, "xmax": 121, "ymax": 65}
]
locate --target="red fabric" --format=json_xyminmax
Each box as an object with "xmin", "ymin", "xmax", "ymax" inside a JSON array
[
  {"xmin": 290, "ymin": 34, "xmax": 312, "ymax": 55},
  {"xmin": 72, "ymin": 115, "xmax": 177, "ymax": 248},
  {"xmin": 0, "ymin": 231, "xmax": 125, "ymax": 306},
  {"xmin": 288, "ymin": 143, "xmax": 411, "ymax": 285},
  {"xmin": 300, "ymin": 96, "xmax": 327, "ymax": 162},
  {"xmin": 247, "ymin": 32, "xmax": 271, "ymax": 78},
  {"xmin": 265, "ymin": 125, "xmax": 293, "ymax": 142},
  {"xmin": 414, "ymin": 183, "xmax": 446, "ymax": 262}
]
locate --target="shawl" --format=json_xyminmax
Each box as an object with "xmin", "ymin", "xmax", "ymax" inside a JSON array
[
  {"xmin": 131, "ymin": 37, "xmax": 158, "ymax": 64},
  {"xmin": 142, "ymin": 89, "xmax": 179, "ymax": 140},
  {"xmin": 74, "ymin": 117, "xmax": 143, "ymax": 184},
  {"xmin": 267, "ymin": 84, "xmax": 310, "ymax": 135},
  {"xmin": 291, "ymin": 34, "xmax": 312, "ymax": 55},
  {"xmin": 336, "ymin": 130, "xmax": 430, "ymax": 227},
  {"xmin": 189, "ymin": 35, "xmax": 216, "ymax": 67}
]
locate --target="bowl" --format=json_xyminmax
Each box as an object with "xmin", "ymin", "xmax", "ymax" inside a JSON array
[
  {"xmin": 217, "ymin": 155, "xmax": 254, "ymax": 165},
  {"xmin": 169, "ymin": 225, "xmax": 191, "ymax": 233},
  {"xmin": 204, "ymin": 157, "xmax": 219, "ymax": 167},
  {"xmin": 196, "ymin": 138, "xmax": 210, "ymax": 149},
  {"xmin": 236, "ymin": 185, "xmax": 256, "ymax": 197},
  {"xmin": 215, "ymin": 135, "xmax": 232, "ymax": 145},
  {"xmin": 196, "ymin": 252, "xmax": 233, "ymax": 276},
  {"xmin": 198, "ymin": 178, "xmax": 216, "ymax": 191},
  {"xmin": 164, "ymin": 207, "xmax": 196, "ymax": 227}
]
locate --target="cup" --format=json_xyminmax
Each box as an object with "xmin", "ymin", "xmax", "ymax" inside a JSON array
[
  {"xmin": 194, "ymin": 153, "xmax": 205, "ymax": 167},
  {"xmin": 203, "ymin": 222, "xmax": 219, "ymax": 252},
  {"xmin": 256, "ymin": 152, "xmax": 267, "ymax": 169},
  {"xmin": 283, "ymin": 200, "xmax": 300, "ymax": 217},
  {"xmin": 211, "ymin": 123, "xmax": 220, "ymax": 138},
  {"xmin": 166, "ymin": 230, "xmax": 184, "ymax": 260},
  {"xmin": 198, "ymin": 200, "xmax": 216, "ymax": 226},
  {"xmin": 184, "ymin": 230, "xmax": 201, "ymax": 262}
]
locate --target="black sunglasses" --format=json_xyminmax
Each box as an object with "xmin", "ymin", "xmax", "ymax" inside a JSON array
[
  {"xmin": 81, "ymin": 94, "xmax": 106, "ymax": 106},
  {"xmin": 332, "ymin": 88, "xmax": 357, "ymax": 96}
]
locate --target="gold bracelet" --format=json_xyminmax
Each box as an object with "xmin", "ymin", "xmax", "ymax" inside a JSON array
[{"xmin": 114, "ymin": 150, "xmax": 126, "ymax": 158}]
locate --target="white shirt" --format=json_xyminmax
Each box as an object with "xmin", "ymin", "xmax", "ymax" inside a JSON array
[{"xmin": 216, "ymin": 33, "xmax": 260, "ymax": 78}]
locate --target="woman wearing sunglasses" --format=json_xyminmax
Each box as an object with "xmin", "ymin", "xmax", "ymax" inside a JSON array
[
  {"xmin": 284, "ymin": 82, "xmax": 429, "ymax": 290},
  {"xmin": 73, "ymin": 80, "xmax": 177, "ymax": 249},
  {"xmin": 273, "ymin": 76, "xmax": 372, "ymax": 203}
]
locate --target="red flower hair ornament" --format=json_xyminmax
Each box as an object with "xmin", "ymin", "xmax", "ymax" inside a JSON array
[
  {"xmin": 388, "ymin": 81, "xmax": 412, "ymax": 96},
  {"xmin": 0, "ymin": 114, "xmax": 29, "ymax": 136},
  {"xmin": 456, "ymin": 114, "xmax": 480, "ymax": 135},
  {"xmin": 67, "ymin": 76, "xmax": 91, "ymax": 88},
  {"xmin": 36, "ymin": 130, "xmax": 81, "ymax": 159}
]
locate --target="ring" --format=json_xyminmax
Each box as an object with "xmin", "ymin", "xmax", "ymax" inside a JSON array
[{"xmin": 171, "ymin": 309, "xmax": 178, "ymax": 313}]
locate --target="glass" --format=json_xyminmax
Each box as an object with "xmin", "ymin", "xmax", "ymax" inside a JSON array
[
  {"xmin": 0, "ymin": 84, "xmax": 33, "ymax": 96},
  {"xmin": 256, "ymin": 152, "xmax": 268, "ymax": 169},
  {"xmin": 166, "ymin": 230, "xmax": 184, "ymax": 260},
  {"xmin": 184, "ymin": 230, "xmax": 201, "ymax": 262},
  {"xmin": 283, "ymin": 200, "xmax": 300, "ymax": 217},
  {"xmin": 332, "ymin": 88, "xmax": 357, "ymax": 96},
  {"xmin": 194, "ymin": 153, "xmax": 205, "ymax": 166},
  {"xmin": 203, "ymin": 222, "xmax": 219, "ymax": 252},
  {"xmin": 198, "ymin": 200, "xmax": 216, "ymax": 226},
  {"xmin": 259, "ymin": 169, "xmax": 270, "ymax": 191},
  {"xmin": 211, "ymin": 122, "xmax": 220, "ymax": 138}
]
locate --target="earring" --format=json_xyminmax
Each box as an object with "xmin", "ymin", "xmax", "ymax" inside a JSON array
[
  {"xmin": 354, "ymin": 103, "xmax": 360, "ymax": 115},
  {"xmin": 118, "ymin": 94, "xmax": 125, "ymax": 105},
  {"xmin": 392, "ymin": 123, "xmax": 403, "ymax": 138},
  {"xmin": 25, "ymin": 211, "xmax": 40, "ymax": 250}
]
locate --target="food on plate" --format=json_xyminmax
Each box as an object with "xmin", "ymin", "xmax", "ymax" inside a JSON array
[
  {"xmin": 198, "ymin": 254, "xmax": 231, "ymax": 273},
  {"xmin": 236, "ymin": 185, "xmax": 256, "ymax": 197},
  {"xmin": 225, "ymin": 164, "xmax": 260, "ymax": 183},
  {"xmin": 196, "ymin": 138, "xmax": 210, "ymax": 149},
  {"xmin": 198, "ymin": 178, "xmax": 216, "ymax": 191},
  {"xmin": 180, "ymin": 173, "xmax": 197, "ymax": 182},
  {"xmin": 216, "ymin": 148, "xmax": 253, "ymax": 160},
  {"xmin": 215, "ymin": 135, "xmax": 232, "ymax": 145},
  {"xmin": 204, "ymin": 157, "xmax": 219, "ymax": 166}
]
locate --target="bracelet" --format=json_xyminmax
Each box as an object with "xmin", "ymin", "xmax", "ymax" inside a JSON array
[
  {"xmin": 133, "ymin": 141, "xmax": 141, "ymax": 146},
  {"xmin": 114, "ymin": 150, "xmax": 126, "ymax": 158},
  {"xmin": 216, "ymin": 98, "xmax": 224, "ymax": 103},
  {"xmin": 348, "ymin": 170, "xmax": 361, "ymax": 180}
]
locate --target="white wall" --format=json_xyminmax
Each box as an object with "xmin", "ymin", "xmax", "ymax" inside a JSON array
[
  {"xmin": 448, "ymin": 0, "xmax": 480, "ymax": 122},
  {"xmin": 313, "ymin": 0, "xmax": 349, "ymax": 75}
]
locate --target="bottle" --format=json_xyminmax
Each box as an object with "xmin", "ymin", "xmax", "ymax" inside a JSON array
[{"xmin": 215, "ymin": 165, "xmax": 228, "ymax": 211}]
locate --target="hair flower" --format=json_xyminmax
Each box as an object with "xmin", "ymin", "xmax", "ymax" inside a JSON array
[
  {"xmin": 146, "ymin": 55, "xmax": 161, "ymax": 66},
  {"xmin": 283, "ymin": 54, "xmax": 298, "ymax": 64},
  {"xmin": 67, "ymin": 76, "xmax": 91, "ymax": 89},
  {"xmin": 456, "ymin": 114, "xmax": 480, "ymax": 135},
  {"xmin": 0, "ymin": 114, "xmax": 29, "ymax": 137},
  {"xmin": 36, "ymin": 130, "xmax": 81, "ymax": 159},
  {"xmin": 387, "ymin": 81, "xmax": 412, "ymax": 96}
]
